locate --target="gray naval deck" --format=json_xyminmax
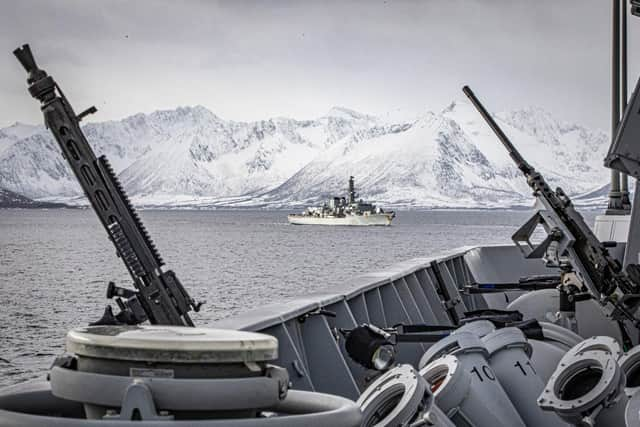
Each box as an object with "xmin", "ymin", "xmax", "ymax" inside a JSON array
[{"xmin": 211, "ymin": 244, "xmax": 578, "ymax": 401}]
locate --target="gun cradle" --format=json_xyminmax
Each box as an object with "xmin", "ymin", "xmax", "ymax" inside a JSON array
[{"xmin": 512, "ymin": 208, "xmax": 574, "ymax": 268}]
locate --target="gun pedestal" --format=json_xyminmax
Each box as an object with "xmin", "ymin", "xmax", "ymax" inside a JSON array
[{"xmin": 554, "ymin": 277, "xmax": 592, "ymax": 334}]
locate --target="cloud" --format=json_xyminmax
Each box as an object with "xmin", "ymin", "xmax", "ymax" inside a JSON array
[{"xmin": 0, "ymin": 0, "xmax": 635, "ymax": 132}]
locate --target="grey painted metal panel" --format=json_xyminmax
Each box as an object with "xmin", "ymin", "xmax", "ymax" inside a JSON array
[
  {"xmin": 445, "ymin": 259, "xmax": 459, "ymax": 286},
  {"xmin": 363, "ymin": 288, "xmax": 387, "ymax": 327},
  {"xmin": 452, "ymin": 256, "xmax": 488, "ymax": 311},
  {"xmin": 264, "ymin": 324, "xmax": 315, "ymax": 392},
  {"xmin": 379, "ymin": 283, "xmax": 426, "ymax": 364},
  {"xmin": 462, "ymin": 292, "xmax": 486, "ymax": 312},
  {"xmin": 432, "ymin": 262, "xmax": 467, "ymax": 319},
  {"xmin": 299, "ymin": 314, "xmax": 360, "ymax": 399},
  {"xmin": 284, "ymin": 320, "xmax": 311, "ymax": 375},
  {"xmin": 393, "ymin": 278, "xmax": 426, "ymax": 324},
  {"xmin": 347, "ymin": 293, "xmax": 370, "ymax": 324},
  {"xmin": 455, "ymin": 256, "xmax": 472, "ymax": 286},
  {"xmin": 378, "ymin": 283, "xmax": 412, "ymax": 326},
  {"xmin": 482, "ymin": 291, "xmax": 523, "ymax": 310},
  {"xmin": 327, "ymin": 300, "xmax": 369, "ymax": 392},
  {"xmin": 464, "ymin": 245, "xmax": 555, "ymax": 284},
  {"xmin": 415, "ymin": 268, "xmax": 452, "ymax": 325},
  {"xmin": 405, "ymin": 273, "xmax": 439, "ymax": 324}
]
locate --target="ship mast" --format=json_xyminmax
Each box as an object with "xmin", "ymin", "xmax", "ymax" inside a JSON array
[
  {"xmin": 607, "ymin": 0, "xmax": 632, "ymax": 214},
  {"xmin": 348, "ymin": 176, "xmax": 357, "ymax": 204}
]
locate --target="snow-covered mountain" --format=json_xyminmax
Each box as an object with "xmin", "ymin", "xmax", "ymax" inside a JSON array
[
  {"xmin": 0, "ymin": 101, "xmax": 611, "ymax": 208},
  {"xmin": 0, "ymin": 186, "xmax": 68, "ymax": 208}
]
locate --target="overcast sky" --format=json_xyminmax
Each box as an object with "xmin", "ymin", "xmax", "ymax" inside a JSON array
[{"xmin": 1, "ymin": 0, "xmax": 638, "ymax": 131}]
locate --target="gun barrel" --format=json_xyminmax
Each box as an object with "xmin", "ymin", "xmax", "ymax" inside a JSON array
[
  {"xmin": 13, "ymin": 44, "xmax": 38, "ymax": 74},
  {"xmin": 462, "ymin": 86, "xmax": 533, "ymax": 175}
]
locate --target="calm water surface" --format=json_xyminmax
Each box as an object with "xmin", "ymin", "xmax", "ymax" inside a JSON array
[{"xmin": 0, "ymin": 208, "xmax": 597, "ymax": 386}]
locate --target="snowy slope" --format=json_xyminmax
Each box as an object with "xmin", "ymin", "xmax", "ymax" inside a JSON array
[
  {"xmin": 0, "ymin": 186, "xmax": 68, "ymax": 208},
  {"xmin": 257, "ymin": 102, "xmax": 609, "ymax": 208},
  {"xmin": 0, "ymin": 122, "xmax": 42, "ymax": 156},
  {"xmin": 0, "ymin": 102, "xmax": 611, "ymax": 208}
]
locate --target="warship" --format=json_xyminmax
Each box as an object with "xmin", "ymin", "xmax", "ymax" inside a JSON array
[
  {"xmin": 3, "ymin": 1, "xmax": 640, "ymax": 426},
  {"xmin": 287, "ymin": 176, "xmax": 395, "ymax": 226}
]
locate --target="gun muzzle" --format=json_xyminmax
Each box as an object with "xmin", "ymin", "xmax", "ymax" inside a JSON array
[
  {"xmin": 13, "ymin": 44, "xmax": 56, "ymax": 102},
  {"xmin": 13, "ymin": 44, "xmax": 38, "ymax": 74}
]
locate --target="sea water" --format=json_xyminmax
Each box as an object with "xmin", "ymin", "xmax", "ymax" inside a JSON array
[{"xmin": 0, "ymin": 208, "xmax": 598, "ymax": 386}]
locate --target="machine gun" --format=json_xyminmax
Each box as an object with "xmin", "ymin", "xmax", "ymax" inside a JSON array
[
  {"xmin": 14, "ymin": 44, "xmax": 202, "ymax": 326},
  {"xmin": 462, "ymin": 85, "xmax": 640, "ymax": 335}
]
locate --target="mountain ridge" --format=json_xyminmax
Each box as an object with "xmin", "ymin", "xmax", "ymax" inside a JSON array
[
  {"xmin": 0, "ymin": 186, "xmax": 68, "ymax": 208},
  {"xmin": 0, "ymin": 101, "xmax": 612, "ymax": 209}
]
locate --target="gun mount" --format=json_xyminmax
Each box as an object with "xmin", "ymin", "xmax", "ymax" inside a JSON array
[
  {"xmin": 14, "ymin": 44, "xmax": 202, "ymax": 327},
  {"xmin": 463, "ymin": 85, "xmax": 640, "ymax": 344}
]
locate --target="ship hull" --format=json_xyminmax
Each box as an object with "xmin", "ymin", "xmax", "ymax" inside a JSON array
[{"xmin": 288, "ymin": 213, "xmax": 394, "ymax": 226}]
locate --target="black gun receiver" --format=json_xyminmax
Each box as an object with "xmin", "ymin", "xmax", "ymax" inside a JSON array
[
  {"xmin": 14, "ymin": 44, "xmax": 202, "ymax": 327},
  {"xmin": 462, "ymin": 85, "xmax": 640, "ymax": 332}
]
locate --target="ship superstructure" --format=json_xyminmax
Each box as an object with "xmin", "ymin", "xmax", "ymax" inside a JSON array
[{"xmin": 288, "ymin": 176, "xmax": 395, "ymax": 226}]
